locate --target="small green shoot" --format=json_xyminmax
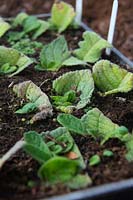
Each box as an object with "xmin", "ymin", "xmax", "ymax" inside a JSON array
[
  {"xmin": 53, "ymin": 70, "xmax": 94, "ymax": 112},
  {"xmin": 103, "ymin": 150, "xmax": 114, "ymax": 157},
  {"xmin": 0, "ymin": 46, "xmax": 32, "ymax": 76},
  {"xmin": 89, "ymin": 155, "xmax": 101, "ymax": 166}
]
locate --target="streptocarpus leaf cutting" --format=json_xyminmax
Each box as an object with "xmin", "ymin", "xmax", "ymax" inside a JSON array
[{"xmin": 13, "ymin": 80, "xmax": 53, "ymax": 123}]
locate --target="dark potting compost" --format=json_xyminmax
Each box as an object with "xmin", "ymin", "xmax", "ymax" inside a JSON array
[{"xmin": 0, "ymin": 2, "xmax": 133, "ymax": 200}]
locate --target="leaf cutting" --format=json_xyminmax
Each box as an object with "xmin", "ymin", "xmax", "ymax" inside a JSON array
[
  {"xmin": 13, "ymin": 80, "xmax": 53, "ymax": 123},
  {"xmin": 74, "ymin": 31, "xmax": 112, "ymax": 63},
  {"xmin": 52, "ymin": 70, "xmax": 94, "ymax": 112},
  {"xmin": 93, "ymin": 60, "xmax": 133, "ymax": 95},
  {"xmin": 51, "ymin": 1, "xmax": 76, "ymax": 33},
  {"xmin": 0, "ymin": 46, "xmax": 33, "ymax": 76}
]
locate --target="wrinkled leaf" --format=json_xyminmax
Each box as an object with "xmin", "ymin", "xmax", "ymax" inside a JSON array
[
  {"xmin": 0, "ymin": 46, "xmax": 32, "ymax": 76},
  {"xmin": 43, "ymin": 127, "xmax": 74, "ymax": 154},
  {"xmin": 81, "ymin": 108, "xmax": 129, "ymax": 144},
  {"xmin": 38, "ymin": 156, "xmax": 80, "ymax": 184},
  {"xmin": 57, "ymin": 114, "xmax": 86, "ymax": 135},
  {"xmin": 51, "ymin": 90, "xmax": 76, "ymax": 107},
  {"xmin": 57, "ymin": 108, "xmax": 129, "ymax": 144},
  {"xmin": 53, "ymin": 70, "xmax": 94, "ymax": 112},
  {"xmin": 0, "ymin": 63, "xmax": 17, "ymax": 75},
  {"xmin": 24, "ymin": 131, "xmax": 53, "ymax": 163},
  {"xmin": 39, "ymin": 36, "xmax": 70, "ymax": 71},
  {"xmin": 13, "ymin": 81, "xmax": 53, "ymax": 123},
  {"xmin": 23, "ymin": 16, "xmax": 41, "ymax": 33},
  {"xmin": 13, "ymin": 13, "xmax": 49, "ymax": 38},
  {"xmin": 11, "ymin": 39, "xmax": 43, "ymax": 55},
  {"xmin": 93, "ymin": 60, "xmax": 133, "ymax": 95},
  {"xmin": 0, "ymin": 18, "xmax": 11, "ymax": 37},
  {"xmin": 66, "ymin": 174, "xmax": 92, "ymax": 189},
  {"xmin": 43, "ymin": 127, "xmax": 85, "ymax": 168},
  {"xmin": 13, "ymin": 12, "xmax": 28, "ymax": 27},
  {"xmin": 51, "ymin": 1, "xmax": 75, "ymax": 33},
  {"xmin": 74, "ymin": 31, "xmax": 112, "ymax": 63},
  {"xmin": 32, "ymin": 20, "xmax": 50, "ymax": 39},
  {"xmin": 89, "ymin": 155, "xmax": 101, "ymax": 166},
  {"xmin": 125, "ymin": 135, "xmax": 133, "ymax": 162}
]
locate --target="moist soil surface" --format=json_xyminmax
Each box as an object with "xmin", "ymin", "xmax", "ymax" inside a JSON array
[
  {"xmin": 0, "ymin": 0, "xmax": 133, "ymax": 60},
  {"xmin": 0, "ymin": 28, "xmax": 133, "ymax": 200}
]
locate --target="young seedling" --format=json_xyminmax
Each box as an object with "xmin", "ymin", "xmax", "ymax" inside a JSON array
[
  {"xmin": 89, "ymin": 155, "xmax": 101, "ymax": 166},
  {"xmin": 106, "ymin": 0, "xmax": 119, "ymax": 55}
]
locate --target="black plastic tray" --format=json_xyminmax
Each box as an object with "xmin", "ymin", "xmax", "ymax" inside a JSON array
[{"xmin": 3, "ymin": 13, "xmax": 133, "ymax": 200}]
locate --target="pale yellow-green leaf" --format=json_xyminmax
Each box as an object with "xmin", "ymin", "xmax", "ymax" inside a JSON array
[
  {"xmin": 93, "ymin": 60, "xmax": 133, "ymax": 95},
  {"xmin": 74, "ymin": 31, "xmax": 112, "ymax": 63},
  {"xmin": 0, "ymin": 18, "xmax": 11, "ymax": 37},
  {"xmin": 51, "ymin": 1, "xmax": 75, "ymax": 33}
]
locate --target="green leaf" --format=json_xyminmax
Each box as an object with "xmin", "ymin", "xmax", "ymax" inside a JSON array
[
  {"xmin": 7, "ymin": 31, "xmax": 26, "ymax": 42},
  {"xmin": 13, "ymin": 81, "xmax": 53, "ymax": 123},
  {"xmin": 103, "ymin": 150, "xmax": 114, "ymax": 157},
  {"xmin": 81, "ymin": 108, "xmax": 129, "ymax": 143},
  {"xmin": 74, "ymin": 31, "xmax": 112, "ymax": 63},
  {"xmin": 51, "ymin": 1, "xmax": 75, "ymax": 33},
  {"xmin": 38, "ymin": 156, "xmax": 80, "ymax": 184},
  {"xmin": 66, "ymin": 174, "xmax": 92, "ymax": 189},
  {"xmin": 51, "ymin": 90, "xmax": 76, "ymax": 107},
  {"xmin": 24, "ymin": 131, "xmax": 53, "ymax": 163},
  {"xmin": 57, "ymin": 114, "xmax": 86, "ymax": 135},
  {"xmin": 15, "ymin": 102, "xmax": 37, "ymax": 114},
  {"xmin": 0, "ymin": 46, "xmax": 20, "ymax": 66},
  {"xmin": 0, "ymin": 63, "xmax": 17, "ymax": 74},
  {"xmin": 62, "ymin": 56, "xmax": 87, "ymax": 66},
  {"xmin": 12, "ymin": 39, "xmax": 43, "ymax": 55},
  {"xmin": 93, "ymin": 60, "xmax": 133, "ymax": 95},
  {"xmin": 0, "ymin": 18, "xmax": 11, "ymax": 37},
  {"xmin": 89, "ymin": 155, "xmax": 101, "ymax": 166},
  {"xmin": 32, "ymin": 20, "xmax": 50, "ymax": 39},
  {"xmin": 13, "ymin": 12, "xmax": 28, "ymax": 27},
  {"xmin": 44, "ymin": 127, "xmax": 85, "ymax": 169},
  {"xmin": 58, "ymin": 108, "xmax": 129, "ymax": 144},
  {"xmin": 43, "ymin": 127, "xmax": 74, "ymax": 154},
  {"xmin": 39, "ymin": 36, "xmax": 70, "ymax": 71},
  {"xmin": 0, "ymin": 46, "xmax": 33, "ymax": 76},
  {"xmin": 23, "ymin": 16, "xmax": 40, "ymax": 34},
  {"xmin": 53, "ymin": 70, "xmax": 94, "ymax": 111},
  {"xmin": 125, "ymin": 135, "xmax": 133, "ymax": 162}
]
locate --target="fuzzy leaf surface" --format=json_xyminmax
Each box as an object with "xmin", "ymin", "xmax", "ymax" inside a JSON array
[
  {"xmin": 66, "ymin": 174, "xmax": 92, "ymax": 189},
  {"xmin": 24, "ymin": 131, "xmax": 52, "ymax": 163},
  {"xmin": 0, "ymin": 46, "xmax": 32, "ymax": 76},
  {"xmin": 0, "ymin": 18, "xmax": 11, "ymax": 37},
  {"xmin": 93, "ymin": 60, "xmax": 133, "ymax": 95},
  {"xmin": 53, "ymin": 70, "xmax": 94, "ymax": 112},
  {"xmin": 13, "ymin": 81, "xmax": 53, "ymax": 123},
  {"xmin": 51, "ymin": 1, "xmax": 75, "ymax": 33},
  {"xmin": 39, "ymin": 36, "xmax": 70, "ymax": 71},
  {"xmin": 74, "ymin": 31, "xmax": 112, "ymax": 63}
]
